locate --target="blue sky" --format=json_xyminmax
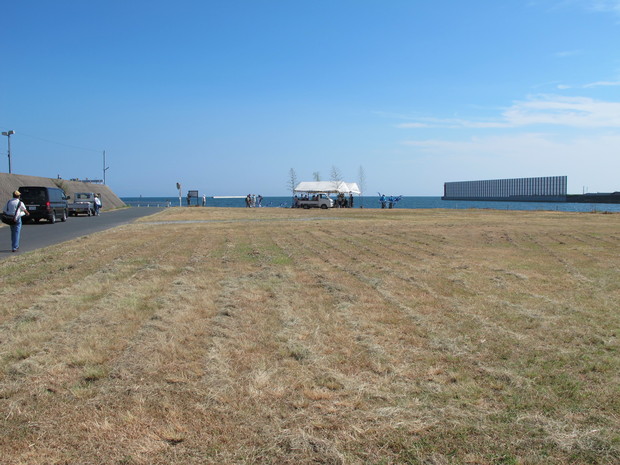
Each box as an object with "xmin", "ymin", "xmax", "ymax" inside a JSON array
[{"xmin": 1, "ymin": 0, "xmax": 619, "ymax": 196}]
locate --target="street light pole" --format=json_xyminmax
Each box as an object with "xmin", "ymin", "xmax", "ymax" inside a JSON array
[
  {"xmin": 1, "ymin": 130, "xmax": 15, "ymax": 174},
  {"xmin": 103, "ymin": 150, "xmax": 110, "ymax": 184}
]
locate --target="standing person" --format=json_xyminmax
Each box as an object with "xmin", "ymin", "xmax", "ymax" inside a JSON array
[
  {"xmin": 4, "ymin": 190, "xmax": 29, "ymax": 252},
  {"xmin": 187, "ymin": 192, "xmax": 191, "ymax": 206},
  {"xmin": 202, "ymin": 194, "xmax": 206, "ymax": 206},
  {"xmin": 257, "ymin": 194, "xmax": 263, "ymax": 207},
  {"xmin": 93, "ymin": 194, "xmax": 102, "ymax": 216}
]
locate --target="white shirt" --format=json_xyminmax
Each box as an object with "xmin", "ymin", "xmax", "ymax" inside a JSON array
[{"xmin": 4, "ymin": 198, "xmax": 27, "ymax": 218}]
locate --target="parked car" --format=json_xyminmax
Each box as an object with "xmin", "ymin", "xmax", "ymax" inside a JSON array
[
  {"xmin": 18, "ymin": 186, "xmax": 69, "ymax": 223},
  {"xmin": 294, "ymin": 193, "xmax": 334, "ymax": 209},
  {"xmin": 68, "ymin": 192, "xmax": 96, "ymax": 216}
]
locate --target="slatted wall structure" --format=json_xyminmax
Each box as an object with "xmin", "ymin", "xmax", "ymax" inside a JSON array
[{"xmin": 443, "ymin": 176, "xmax": 567, "ymax": 202}]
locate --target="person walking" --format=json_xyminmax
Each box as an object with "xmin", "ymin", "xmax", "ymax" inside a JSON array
[
  {"xmin": 93, "ymin": 194, "xmax": 102, "ymax": 216},
  {"xmin": 4, "ymin": 190, "xmax": 29, "ymax": 252}
]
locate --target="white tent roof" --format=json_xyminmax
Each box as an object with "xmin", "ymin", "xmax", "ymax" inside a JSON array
[
  {"xmin": 294, "ymin": 181, "xmax": 361, "ymax": 194},
  {"xmin": 342, "ymin": 182, "xmax": 361, "ymax": 194}
]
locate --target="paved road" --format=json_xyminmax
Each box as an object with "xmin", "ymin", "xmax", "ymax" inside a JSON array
[{"xmin": 0, "ymin": 207, "xmax": 164, "ymax": 258}]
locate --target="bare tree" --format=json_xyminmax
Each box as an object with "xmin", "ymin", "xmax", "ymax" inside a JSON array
[
  {"xmin": 313, "ymin": 171, "xmax": 321, "ymax": 182},
  {"xmin": 288, "ymin": 168, "xmax": 298, "ymax": 195},
  {"xmin": 358, "ymin": 165, "xmax": 366, "ymax": 208},
  {"xmin": 330, "ymin": 165, "xmax": 343, "ymax": 183}
]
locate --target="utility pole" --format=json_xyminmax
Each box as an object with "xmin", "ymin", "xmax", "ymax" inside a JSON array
[
  {"xmin": 103, "ymin": 150, "xmax": 110, "ymax": 184},
  {"xmin": 2, "ymin": 130, "xmax": 15, "ymax": 174},
  {"xmin": 103, "ymin": 150, "xmax": 110, "ymax": 185}
]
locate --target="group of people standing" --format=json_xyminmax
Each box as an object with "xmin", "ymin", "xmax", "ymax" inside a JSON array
[
  {"xmin": 379, "ymin": 193, "xmax": 402, "ymax": 209},
  {"xmin": 335, "ymin": 193, "xmax": 354, "ymax": 208},
  {"xmin": 245, "ymin": 194, "xmax": 263, "ymax": 208}
]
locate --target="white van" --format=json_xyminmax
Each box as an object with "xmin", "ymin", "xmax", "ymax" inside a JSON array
[{"xmin": 294, "ymin": 193, "xmax": 334, "ymax": 209}]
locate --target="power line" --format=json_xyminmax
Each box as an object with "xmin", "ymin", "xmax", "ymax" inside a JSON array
[{"xmin": 18, "ymin": 131, "xmax": 101, "ymax": 153}]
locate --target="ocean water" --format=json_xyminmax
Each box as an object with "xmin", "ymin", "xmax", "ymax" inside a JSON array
[{"xmin": 121, "ymin": 196, "xmax": 620, "ymax": 213}]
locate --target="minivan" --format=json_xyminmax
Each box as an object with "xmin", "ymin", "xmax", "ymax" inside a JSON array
[{"xmin": 18, "ymin": 186, "xmax": 69, "ymax": 223}]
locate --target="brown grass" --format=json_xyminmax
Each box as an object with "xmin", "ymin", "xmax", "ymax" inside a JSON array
[{"xmin": 1, "ymin": 207, "xmax": 619, "ymax": 464}]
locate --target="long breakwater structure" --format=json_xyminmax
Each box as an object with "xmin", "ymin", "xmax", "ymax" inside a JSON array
[{"xmin": 442, "ymin": 176, "xmax": 620, "ymax": 203}]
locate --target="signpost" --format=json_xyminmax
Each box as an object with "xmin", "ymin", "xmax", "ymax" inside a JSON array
[{"xmin": 187, "ymin": 190, "xmax": 198, "ymax": 207}]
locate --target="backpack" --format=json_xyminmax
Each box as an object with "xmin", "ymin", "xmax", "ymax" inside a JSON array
[{"xmin": 1, "ymin": 201, "xmax": 22, "ymax": 225}]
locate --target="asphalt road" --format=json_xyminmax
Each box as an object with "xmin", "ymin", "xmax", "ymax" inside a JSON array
[{"xmin": 0, "ymin": 207, "xmax": 164, "ymax": 258}]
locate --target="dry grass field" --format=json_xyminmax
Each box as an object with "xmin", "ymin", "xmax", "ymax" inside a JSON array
[{"xmin": 1, "ymin": 207, "xmax": 618, "ymax": 465}]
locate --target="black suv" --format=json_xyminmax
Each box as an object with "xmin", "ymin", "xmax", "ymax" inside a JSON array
[{"xmin": 18, "ymin": 186, "xmax": 69, "ymax": 223}]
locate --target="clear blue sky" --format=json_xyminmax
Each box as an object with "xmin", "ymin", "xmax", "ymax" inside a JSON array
[{"xmin": 1, "ymin": 0, "xmax": 619, "ymax": 196}]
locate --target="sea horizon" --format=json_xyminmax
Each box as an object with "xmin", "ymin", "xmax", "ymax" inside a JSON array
[{"xmin": 120, "ymin": 196, "xmax": 620, "ymax": 213}]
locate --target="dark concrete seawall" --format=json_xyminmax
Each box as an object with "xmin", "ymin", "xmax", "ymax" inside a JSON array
[
  {"xmin": 442, "ymin": 194, "xmax": 620, "ymax": 204},
  {"xmin": 567, "ymin": 193, "xmax": 620, "ymax": 203},
  {"xmin": 441, "ymin": 195, "xmax": 567, "ymax": 202},
  {"xmin": 0, "ymin": 172, "xmax": 126, "ymax": 210}
]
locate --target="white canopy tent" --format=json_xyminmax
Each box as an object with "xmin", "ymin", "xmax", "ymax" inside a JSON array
[{"xmin": 294, "ymin": 181, "xmax": 361, "ymax": 194}]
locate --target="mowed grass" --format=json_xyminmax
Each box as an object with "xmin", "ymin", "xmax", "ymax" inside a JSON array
[{"xmin": 0, "ymin": 207, "xmax": 618, "ymax": 465}]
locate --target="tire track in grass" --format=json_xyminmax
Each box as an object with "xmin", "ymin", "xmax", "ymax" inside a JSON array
[
  {"xmin": 280, "ymin": 226, "xmax": 543, "ymax": 393},
  {"xmin": 107, "ymin": 228, "xmax": 223, "ymax": 383},
  {"xmin": 0, "ymin": 226, "xmax": 201, "ymax": 461},
  {"xmin": 2, "ymin": 224, "xmax": 240, "ymax": 464},
  {"xmin": 273, "ymin": 230, "xmax": 432, "ymax": 381},
  {"xmin": 174, "ymin": 224, "xmax": 403, "ymax": 463},
  {"xmin": 277, "ymin": 223, "xmax": 609, "ymax": 461},
  {"xmin": 557, "ymin": 232, "xmax": 620, "ymax": 280},
  {"xmin": 522, "ymin": 232, "xmax": 592, "ymax": 283},
  {"xmin": 351, "ymin": 227, "xmax": 587, "ymax": 352},
  {"xmin": 0, "ymin": 226, "xmax": 184, "ymax": 381},
  {"xmin": 52, "ymin": 227, "xmax": 229, "ymax": 462},
  {"xmin": 337, "ymin": 229, "xmax": 446, "ymax": 299},
  {"xmin": 0, "ymin": 226, "xmax": 170, "ymax": 326},
  {"xmin": 519, "ymin": 231, "xmax": 620, "ymax": 330},
  {"xmin": 0, "ymin": 226, "xmax": 192, "ymax": 412},
  {"xmin": 273, "ymin": 230, "xmax": 482, "ymax": 461},
  {"xmin": 243, "ymin": 230, "xmax": 413, "ymax": 464},
  {"xmin": 189, "ymin": 227, "xmax": 355, "ymax": 463}
]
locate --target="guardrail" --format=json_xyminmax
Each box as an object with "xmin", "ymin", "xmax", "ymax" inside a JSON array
[{"xmin": 124, "ymin": 201, "xmax": 172, "ymax": 208}]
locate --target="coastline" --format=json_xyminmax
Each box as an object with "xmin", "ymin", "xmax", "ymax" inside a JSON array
[{"xmin": 121, "ymin": 195, "xmax": 620, "ymax": 212}]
